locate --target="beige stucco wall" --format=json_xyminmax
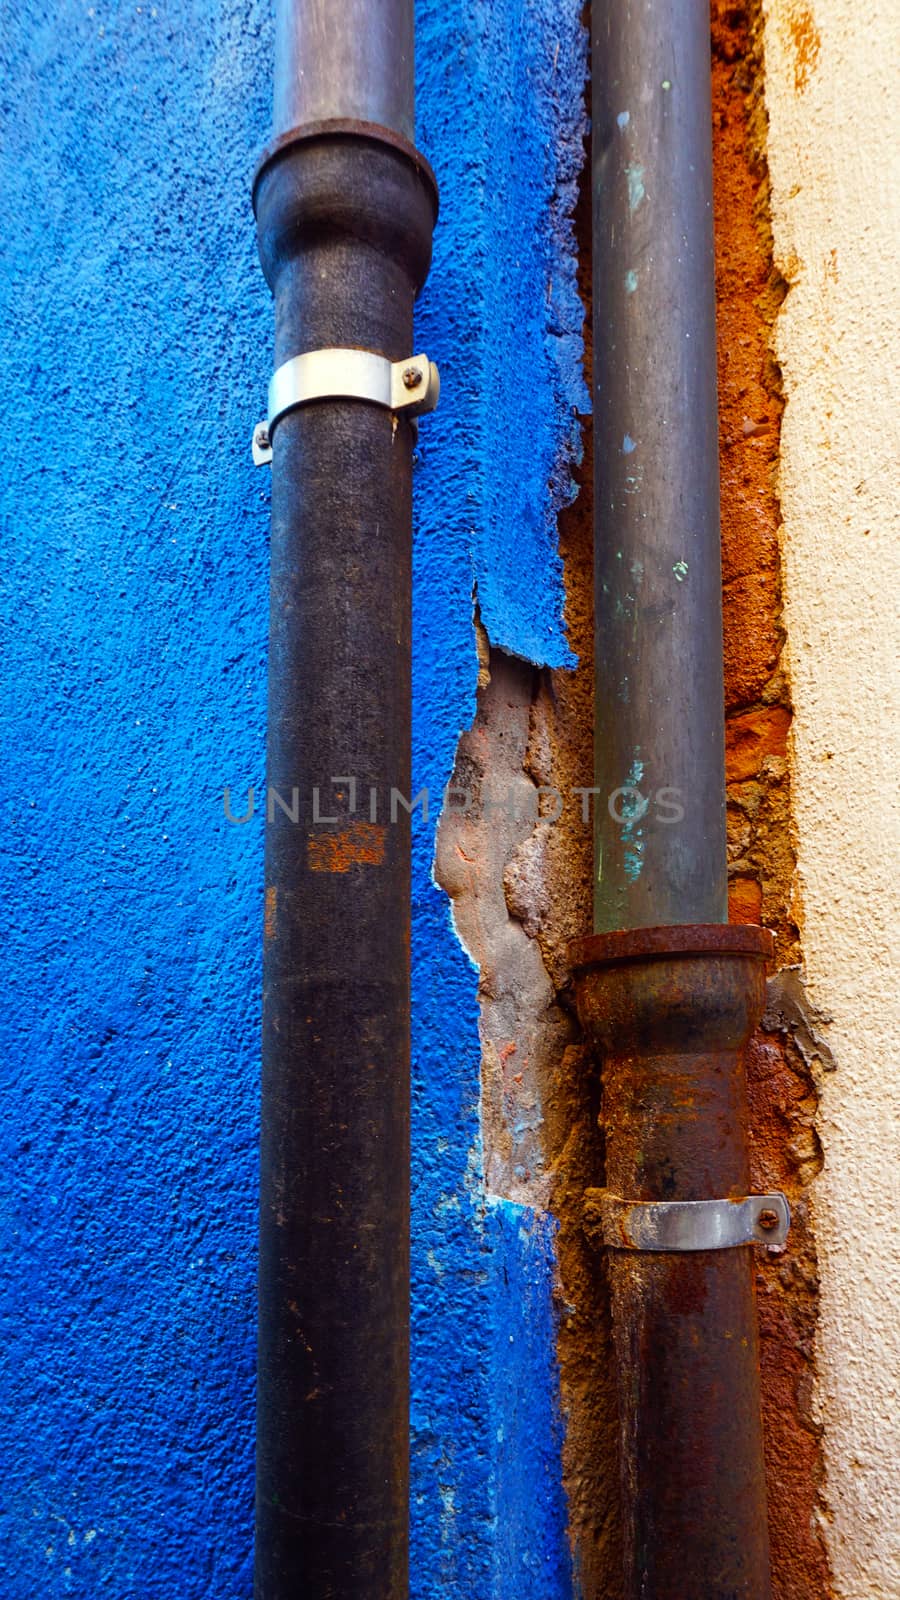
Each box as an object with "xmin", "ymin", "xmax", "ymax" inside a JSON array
[{"xmin": 762, "ymin": 1, "xmax": 900, "ymax": 1592}]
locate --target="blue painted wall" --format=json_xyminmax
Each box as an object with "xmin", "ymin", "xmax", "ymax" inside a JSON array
[{"xmin": 0, "ymin": 2, "xmax": 586, "ymax": 1595}]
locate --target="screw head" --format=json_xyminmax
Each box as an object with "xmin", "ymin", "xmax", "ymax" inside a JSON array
[
  {"xmin": 757, "ymin": 1208, "xmax": 780, "ymax": 1232},
  {"xmin": 402, "ymin": 366, "xmax": 423, "ymax": 390},
  {"xmin": 255, "ymin": 423, "xmax": 270, "ymax": 448}
]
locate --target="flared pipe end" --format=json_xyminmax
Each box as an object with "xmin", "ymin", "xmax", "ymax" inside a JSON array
[{"xmin": 569, "ymin": 923, "xmax": 774, "ymax": 1063}]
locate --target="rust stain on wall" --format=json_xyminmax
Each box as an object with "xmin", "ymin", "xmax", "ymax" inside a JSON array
[
  {"xmin": 539, "ymin": 474, "xmax": 626, "ymax": 1598},
  {"xmin": 785, "ymin": 1, "xmax": 822, "ymax": 93},
  {"xmin": 306, "ymin": 822, "xmax": 386, "ymax": 873}
]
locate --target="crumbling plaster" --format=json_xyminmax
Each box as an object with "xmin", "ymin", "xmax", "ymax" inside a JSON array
[{"xmin": 762, "ymin": 1, "xmax": 900, "ymax": 1593}]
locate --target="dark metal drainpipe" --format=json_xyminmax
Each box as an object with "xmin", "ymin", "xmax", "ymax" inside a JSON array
[
  {"xmin": 252, "ymin": 4, "xmax": 436, "ymax": 1596},
  {"xmin": 570, "ymin": 2, "xmax": 783, "ymax": 1595}
]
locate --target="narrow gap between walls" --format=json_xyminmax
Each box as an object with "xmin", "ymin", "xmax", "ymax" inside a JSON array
[
  {"xmin": 713, "ymin": 4, "xmax": 833, "ymax": 1593},
  {"xmin": 432, "ymin": 79, "xmax": 626, "ymax": 1591}
]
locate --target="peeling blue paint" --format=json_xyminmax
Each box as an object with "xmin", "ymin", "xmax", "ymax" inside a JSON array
[
  {"xmin": 0, "ymin": 0, "xmax": 587, "ymax": 1594},
  {"xmin": 412, "ymin": 1, "xmax": 586, "ymax": 1590}
]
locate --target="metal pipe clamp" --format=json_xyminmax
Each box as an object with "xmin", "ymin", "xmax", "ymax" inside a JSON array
[
  {"xmin": 584, "ymin": 1189, "xmax": 791, "ymax": 1252},
  {"xmin": 253, "ymin": 348, "xmax": 440, "ymax": 463}
]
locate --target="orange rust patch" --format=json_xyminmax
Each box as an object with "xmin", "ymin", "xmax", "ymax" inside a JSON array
[
  {"xmin": 264, "ymin": 885, "xmax": 277, "ymax": 941},
  {"xmin": 747, "ymin": 1024, "xmax": 831, "ymax": 1600},
  {"xmin": 787, "ymin": 2, "xmax": 821, "ymax": 93},
  {"xmin": 722, "ymin": 573, "xmax": 782, "ymax": 705},
  {"xmin": 728, "ymin": 874, "xmax": 764, "ymax": 924},
  {"xmin": 726, "ymin": 705, "xmax": 791, "ymax": 782},
  {"xmin": 712, "ymin": 0, "xmax": 799, "ymax": 966},
  {"xmin": 306, "ymin": 822, "xmax": 386, "ymax": 873}
]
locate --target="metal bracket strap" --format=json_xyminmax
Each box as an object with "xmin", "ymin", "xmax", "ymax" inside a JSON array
[
  {"xmin": 252, "ymin": 348, "xmax": 440, "ymax": 464},
  {"xmin": 584, "ymin": 1189, "xmax": 791, "ymax": 1252}
]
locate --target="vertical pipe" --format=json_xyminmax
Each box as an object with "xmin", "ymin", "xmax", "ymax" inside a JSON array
[
  {"xmin": 253, "ymin": 9, "xmax": 436, "ymax": 1598},
  {"xmin": 273, "ymin": 0, "xmax": 415, "ymax": 142},
  {"xmin": 573, "ymin": 2, "xmax": 778, "ymax": 1595},
  {"xmin": 571, "ymin": 926, "xmax": 774, "ymax": 1599},
  {"xmin": 591, "ymin": 0, "xmax": 727, "ymax": 933}
]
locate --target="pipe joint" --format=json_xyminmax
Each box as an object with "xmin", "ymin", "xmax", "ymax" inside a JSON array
[
  {"xmin": 570, "ymin": 922, "xmax": 776, "ymax": 1595},
  {"xmin": 570, "ymin": 924, "xmax": 773, "ymax": 1065},
  {"xmin": 255, "ymin": 130, "xmax": 437, "ymax": 308},
  {"xmin": 569, "ymin": 924, "xmax": 773, "ymax": 1199}
]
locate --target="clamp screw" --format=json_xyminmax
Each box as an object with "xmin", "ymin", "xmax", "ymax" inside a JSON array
[
  {"xmin": 757, "ymin": 1208, "xmax": 780, "ymax": 1232},
  {"xmin": 255, "ymin": 422, "xmax": 270, "ymax": 450},
  {"xmin": 402, "ymin": 366, "xmax": 423, "ymax": 391}
]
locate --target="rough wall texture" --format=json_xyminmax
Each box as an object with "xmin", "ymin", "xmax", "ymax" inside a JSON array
[
  {"xmin": 412, "ymin": 2, "xmax": 589, "ymax": 1592},
  {"xmin": 446, "ymin": 11, "xmax": 839, "ymax": 1596},
  {"xmin": 0, "ymin": 6, "xmax": 271, "ymax": 1593},
  {"xmin": 533, "ymin": 437, "xmax": 625, "ymax": 1600},
  {"xmin": 5, "ymin": 0, "xmax": 889, "ymax": 1595},
  {"xmin": 429, "ymin": 6, "xmax": 845, "ymax": 1596},
  {"xmin": 0, "ymin": 0, "xmax": 589, "ymax": 1596},
  {"xmin": 424, "ymin": 33, "xmax": 624, "ymax": 1584},
  {"xmin": 760, "ymin": 0, "xmax": 900, "ymax": 1594},
  {"xmin": 447, "ymin": 10, "xmax": 853, "ymax": 1597}
]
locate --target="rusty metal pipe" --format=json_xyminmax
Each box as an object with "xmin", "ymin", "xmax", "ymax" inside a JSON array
[
  {"xmin": 253, "ymin": 8, "xmax": 436, "ymax": 1597},
  {"xmin": 571, "ymin": 927, "xmax": 774, "ymax": 1598},
  {"xmin": 576, "ymin": 2, "xmax": 778, "ymax": 1594}
]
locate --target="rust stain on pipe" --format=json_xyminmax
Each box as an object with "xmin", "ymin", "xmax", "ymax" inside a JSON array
[
  {"xmin": 571, "ymin": 926, "xmax": 774, "ymax": 1600},
  {"xmin": 265, "ymin": 885, "xmax": 278, "ymax": 941},
  {"xmin": 306, "ymin": 822, "xmax": 387, "ymax": 873}
]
